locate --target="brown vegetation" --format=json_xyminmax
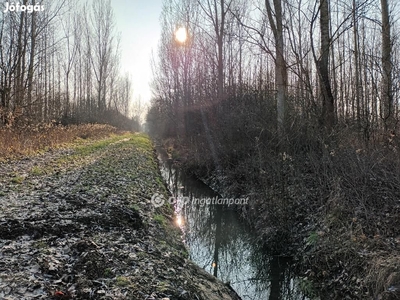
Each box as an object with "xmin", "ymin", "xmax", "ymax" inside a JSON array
[
  {"xmin": 0, "ymin": 123, "xmax": 119, "ymax": 160},
  {"xmin": 175, "ymin": 120, "xmax": 400, "ymax": 299},
  {"xmin": 150, "ymin": 85, "xmax": 400, "ymax": 298},
  {"xmin": 148, "ymin": 0, "xmax": 400, "ymax": 297}
]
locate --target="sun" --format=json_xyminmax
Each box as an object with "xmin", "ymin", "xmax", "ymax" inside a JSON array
[
  {"xmin": 175, "ymin": 27, "xmax": 187, "ymax": 43},
  {"xmin": 175, "ymin": 215, "xmax": 184, "ymax": 227}
]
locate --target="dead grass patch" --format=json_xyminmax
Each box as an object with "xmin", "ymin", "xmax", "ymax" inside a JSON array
[
  {"xmin": 366, "ymin": 255, "xmax": 400, "ymax": 300},
  {"xmin": 0, "ymin": 123, "xmax": 120, "ymax": 160}
]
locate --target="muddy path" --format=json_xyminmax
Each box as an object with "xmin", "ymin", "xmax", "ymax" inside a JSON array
[{"xmin": 0, "ymin": 133, "xmax": 240, "ymax": 300}]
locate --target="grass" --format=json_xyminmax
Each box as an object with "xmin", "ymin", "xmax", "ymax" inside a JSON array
[
  {"xmin": 33, "ymin": 240, "xmax": 48, "ymax": 249},
  {"xmin": 74, "ymin": 135, "xmax": 119, "ymax": 156},
  {"xmin": 30, "ymin": 166, "xmax": 46, "ymax": 176},
  {"xmin": 129, "ymin": 204, "xmax": 140, "ymax": 212},
  {"xmin": 115, "ymin": 276, "xmax": 131, "ymax": 287},
  {"xmin": 154, "ymin": 214, "xmax": 166, "ymax": 226},
  {"xmin": 306, "ymin": 231, "xmax": 319, "ymax": 246},
  {"xmin": 300, "ymin": 278, "xmax": 316, "ymax": 298},
  {"xmin": 11, "ymin": 174, "xmax": 25, "ymax": 184},
  {"xmin": 104, "ymin": 268, "xmax": 114, "ymax": 278},
  {"xmin": 157, "ymin": 281, "xmax": 172, "ymax": 292}
]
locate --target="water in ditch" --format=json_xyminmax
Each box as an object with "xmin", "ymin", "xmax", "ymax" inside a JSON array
[{"xmin": 158, "ymin": 155, "xmax": 308, "ymax": 300}]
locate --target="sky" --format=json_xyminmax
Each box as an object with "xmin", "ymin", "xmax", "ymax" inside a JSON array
[{"xmin": 111, "ymin": 0, "xmax": 164, "ymax": 109}]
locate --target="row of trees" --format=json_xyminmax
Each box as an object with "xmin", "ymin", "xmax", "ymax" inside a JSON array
[
  {"xmin": 149, "ymin": 0, "xmax": 399, "ymax": 145},
  {"xmin": 0, "ymin": 0, "xmax": 138, "ymax": 129},
  {"xmin": 149, "ymin": 2, "xmax": 400, "ymax": 297}
]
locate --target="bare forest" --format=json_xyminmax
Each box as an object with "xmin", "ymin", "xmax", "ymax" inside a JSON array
[
  {"xmin": 0, "ymin": 0, "xmax": 139, "ymax": 130},
  {"xmin": 149, "ymin": 0, "xmax": 400, "ymax": 141},
  {"xmin": 148, "ymin": 0, "xmax": 400, "ymax": 298},
  {"xmin": 1, "ymin": 0, "xmax": 400, "ymax": 298}
]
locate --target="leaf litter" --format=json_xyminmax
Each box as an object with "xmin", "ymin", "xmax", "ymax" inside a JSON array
[{"xmin": 0, "ymin": 133, "xmax": 240, "ymax": 300}]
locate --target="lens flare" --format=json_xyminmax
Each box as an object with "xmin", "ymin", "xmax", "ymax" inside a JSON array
[
  {"xmin": 175, "ymin": 27, "xmax": 187, "ymax": 43},
  {"xmin": 176, "ymin": 215, "xmax": 184, "ymax": 226}
]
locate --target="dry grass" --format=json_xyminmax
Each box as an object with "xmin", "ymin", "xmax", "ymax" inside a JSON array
[
  {"xmin": 290, "ymin": 136, "xmax": 400, "ymax": 298},
  {"xmin": 0, "ymin": 123, "xmax": 121, "ymax": 160},
  {"xmin": 366, "ymin": 255, "xmax": 400, "ymax": 299}
]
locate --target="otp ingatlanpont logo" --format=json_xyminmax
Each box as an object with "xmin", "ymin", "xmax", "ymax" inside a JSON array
[{"xmin": 150, "ymin": 193, "xmax": 165, "ymax": 207}]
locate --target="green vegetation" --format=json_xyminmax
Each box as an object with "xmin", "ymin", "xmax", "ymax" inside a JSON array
[
  {"xmin": 180, "ymin": 249, "xmax": 189, "ymax": 259},
  {"xmin": 30, "ymin": 166, "xmax": 45, "ymax": 176},
  {"xmin": 306, "ymin": 231, "xmax": 319, "ymax": 247},
  {"xmin": 157, "ymin": 281, "xmax": 172, "ymax": 292},
  {"xmin": 129, "ymin": 204, "xmax": 140, "ymax": 212},
  {"xmin": 33, "ymin": 240, "xmax": 47, "ymax": 249},
  {"xmin": 104, "ymin": 268, "xmax": 114, "ymax": 278},
  {"xmin": 74, "ymin": 133, "xmax": 128, "ymax": 156},
  {"xmin": 115, "ymin": 276, "xmax": 131, "ymax": 287},
  {"xmin": 300, "ymin": 278, "xmax": 316, "ymax": 299},
  {"xmin": 11, "ymin": 174, "xmax": 24, "ymax": 184},
  {"xmin": 154, "ymin": 214, "xmax": 166, "ymax": 226}
]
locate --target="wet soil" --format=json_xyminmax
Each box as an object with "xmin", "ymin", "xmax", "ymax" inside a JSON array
[{"xmin": 0, "ymin": 134, "xmax": 240, "ymax": 300}]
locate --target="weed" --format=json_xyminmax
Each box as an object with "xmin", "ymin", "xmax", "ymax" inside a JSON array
[
  {"xmin": 129, "ymin": 204, "xmax": 140, "ymax": 212},
  {"xmin": 30, "ymin": 166, "xmax": 45, "ymax": 176},
  {"xmin": 104, "ymin": 268, "xmax": 113, "ymax": 278},
  {"xmin": 306, "ymin": 231, "xmax": 319, "ymax": 246},
  {"xmin": 300, "ymin": 277, "xmax": 316, "ymax": 298},
  {"xmin": 154, "ymin": 214, "xmax": 166, "ymax": 226},
  {"xmin": 180, "ymin": 249, "xmax": 189, "ymax": 259},
  {"xmin": 33, "ymin": 241, "xmax": 47, "ymax": 249},
  {"xmin": 115, "ymin": 276, "xmax": 131, "ymax": 287},
  {"xmin": 157, "ymin": 281, "xmax": 172, "ymax": 292},
  {"xmin": 11, "ymin": 175, "xmax": 24, "ymax": 184}
]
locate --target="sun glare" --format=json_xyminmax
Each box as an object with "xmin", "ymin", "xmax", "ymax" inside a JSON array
[
  {"xmin": 175, "ymin": 27, "xmax": 187, "ymax": 43},
  {"xmin": 176, "ymin": 215, "xmax": 184, "ymax": 227}
]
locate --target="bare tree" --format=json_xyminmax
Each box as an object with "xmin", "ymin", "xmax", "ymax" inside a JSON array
[
  {"xmin": 197, "ymin": 0, "xmax": 233, "ymax": 103},
  {"xmin": 381, "ymin": 0, "xmax": 393, "ymax": 131},
  {"xmin": 315, "ymin": 0, "xmax": 335, "ymax": 129},
  {"xmin": 265, "ymin": 0, "xmax": 287, "ymax": 133},
  {"xmin": 89, "ymin": 0, "xmax": 117, "ymax": 114}
]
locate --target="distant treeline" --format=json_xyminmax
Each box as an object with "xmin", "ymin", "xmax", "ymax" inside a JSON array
[
  {"xmin": 148, "ymin": 0, "xmax": 399, "ymax": 144},
  {"xmin": 0, "ymin": 0, "xmax": 139, "ymax": 131}
]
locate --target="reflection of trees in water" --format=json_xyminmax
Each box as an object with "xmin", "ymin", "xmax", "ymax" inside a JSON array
[
  {"xmin": 248, "ymin": 246, "xmax": 307, "ymax": 300},
  {"xmin": 159, "ymin": 158, "xmax": 306, "ymax": 300}
]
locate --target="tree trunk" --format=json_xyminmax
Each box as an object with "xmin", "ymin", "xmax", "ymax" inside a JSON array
[
  {"xmin": 353, "ymin": 0, "xmax": 361, "ymax": 128},
  {"xmin": 318, "ymin": 0, "xmax": 335, "ymax": 130},
  {"xmin": 27, "ymin": 11, "xmax": 37, "ymax": 119},
  {"xmin": 265, "ymin": 0, "xmax": 287, "ymax": 134},
  {"xmin": 381, "ymin": 0, "xmax": 392, "ymax": 131},
  {"xmin": 15, "ymin": 1, "xmax": 27, "ymax": 111}
]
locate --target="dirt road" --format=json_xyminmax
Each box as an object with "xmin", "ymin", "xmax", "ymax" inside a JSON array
[{"xmin": 0, "ymin": 133, "xmax": 240, "ymax": 300}]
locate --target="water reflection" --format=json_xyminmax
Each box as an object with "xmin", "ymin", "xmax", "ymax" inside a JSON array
[{"xmin": 159, "ymin": 154, "xmax": 307, "ymax": 300}]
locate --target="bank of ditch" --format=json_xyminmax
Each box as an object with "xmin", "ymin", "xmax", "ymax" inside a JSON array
[
  {"xmin": 165, "ymin": 131, "xmax": 400, "ymax": 300},
  {"xmin": 0, "ymin": 132, "xmax": 240, "ymax": 300}
]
